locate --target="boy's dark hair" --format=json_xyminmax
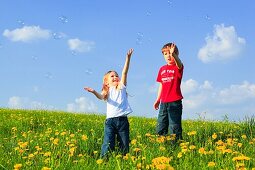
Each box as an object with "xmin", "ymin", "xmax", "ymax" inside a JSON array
[{"xmin": 161, "ymin": 43, "xmax": 179, "ymax": 56}]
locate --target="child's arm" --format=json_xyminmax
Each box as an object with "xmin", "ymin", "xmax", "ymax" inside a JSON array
[
  {"xmin": 153, "ymin": 83, "xmax": 162, "ymax": 110},
  {"xmin": 84, "ymin": 87, "xmax": 104, "ymax": 100},
  {"xmin": 121, "ymin": 48, "xmax": 134, "ymax": 86}
]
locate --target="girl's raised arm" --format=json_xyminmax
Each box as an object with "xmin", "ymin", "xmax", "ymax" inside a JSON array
[
  {"xmin": 121, "ymin": 48, "xmax": 134, "ymax": 86},
  {"xmin": 84, "ymin": 87, "xmax": 104, "ymax": 100}
]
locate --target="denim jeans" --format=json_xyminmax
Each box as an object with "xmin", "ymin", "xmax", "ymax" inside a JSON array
[
  {"xmin": 101, "ymin": 116, "xmax": 129, "ymax": 157},
  {"xmin": 156, "ymin": 100, "xmax": 183, "ymax": 140}
]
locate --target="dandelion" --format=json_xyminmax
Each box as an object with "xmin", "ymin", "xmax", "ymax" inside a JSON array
[
  {"xmin": 28, "ymin": 153, "xmax": 35, "ymax": 159},
  {"xmin": 212, "ymin": 133, "xmax": 217, "ymax": 140},
  {"xmin": 131, "ymin": 139, "xmax": 137, "ymax": 145},
  {"xmin": 177, "ymin": 152, "xmax": 182, "ymax": 158},
  {"xmin": 208, "ymin": 162, "xmax": 216, "ymax": 167},
  {"xmin": 14, "ymin": 164, "xmax": 22, "ymax": 170},
  {"xmin": 198, "ymin": 147, "xmax": 206, "ymax": 154},
  {"xmin": 96, "ymin": 159, "xmax": 103, "ymax": 164},
  {"xmin": 187, "ymin": 131, "xmax": 197, "ymax": 136},
  {"xmin": 70, "ymin": 134, "xmax": 75, "ymax": 138},
  {"xmin": 82, "ymin": 135, "xmax": 88, "ymax": 141},
  {"xmin": 159, "ymin": 146, "xmax": 166, "ymax": 151},
  {"xmin": 237, "ymin": 143, "xmax": 243, "ymax": 148},
  {"xmin": 232, "ymin": 155, "xmax": 250, "ymax": 161},
  {"xmin": 42, "ymin": 167, "xmax": 51, "ymax": 170},
  {"xmin": 241, "ymin": 135, "xmax": 247, "ymax": 139},
  {"xmin": 53, "ymin": 138, "xmax": 59, "ymax": 145},
  {"xmin": 44, "ymin": 152, "xmax": 51, "ymax": 157},
  {"xmin": 189, "ymin": 145, "xmax": 196, "ymax": 150},
  {"xmin": 133, "ymin": 148, "xmax": 141, "ymax": 153}
]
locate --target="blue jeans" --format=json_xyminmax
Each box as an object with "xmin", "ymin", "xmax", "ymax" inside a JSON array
[
  {"xmin": 101, "ymin": 116, "xmax": 129, "ymax": 157},
  {"xmin": 156, "ymin": 100, "xmax": 183, "ymax": 141}
]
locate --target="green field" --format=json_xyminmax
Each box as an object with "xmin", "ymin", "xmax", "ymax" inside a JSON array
[{"xmin": 0, "ymin": 108, "xmax": 254, "ymax": 170}]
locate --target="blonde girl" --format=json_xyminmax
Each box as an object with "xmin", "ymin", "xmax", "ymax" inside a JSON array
[{"xmin": 84, "ymin": 48, "xmax": 134, "ymax": 157}]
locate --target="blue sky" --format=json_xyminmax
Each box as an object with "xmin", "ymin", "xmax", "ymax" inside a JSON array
[{"xmin": 1, "ymin": 0, "xmax": 255, "ymax": 121}]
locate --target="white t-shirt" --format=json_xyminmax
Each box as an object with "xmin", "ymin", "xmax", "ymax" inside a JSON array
[{"xmin": 106, "ymin": 83, "xmax": 132, "ymax": 118}]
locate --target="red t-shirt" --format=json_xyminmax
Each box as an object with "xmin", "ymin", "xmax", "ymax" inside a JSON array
[{"xmin": 156, "ymin": 64, "xmax": 183, "ymax": 103}]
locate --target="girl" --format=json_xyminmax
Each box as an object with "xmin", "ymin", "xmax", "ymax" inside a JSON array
[{"xmin": 84, "ymin": 48, "xmax": 134, "ymax": 157}]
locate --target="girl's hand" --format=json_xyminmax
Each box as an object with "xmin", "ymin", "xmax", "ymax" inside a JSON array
[
  {"xmin": 127, "ymin": 48, "xmax": 134, "ymax": 58},
  {"xmin": 84, "ymin": 87, "xmax": 95, "ymax": 93}
]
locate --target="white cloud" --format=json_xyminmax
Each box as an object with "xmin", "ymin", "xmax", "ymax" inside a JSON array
[
  {"xmin": 8, "ymin": 96, "xmax": 25, "ymax": 109},
  {"xmin": 198, "ymin": 24, "xmax": 246, "ymax": 63},
  {"xmin": 8, "ymin": 96, "xmax": 55, "ymax": 110},
  {"xmin": 3, "ymin": 26, "xmax": 51, "ymax": 42},
  {"xmin": 68, "ymin": 38, "xmax": 95, "ymax": 53},
  {"xmin": 218, "ymin": 81, "xmax": 255, "ymax": 104},
  {"xmin": 67, "ymin": 97, "xmax": 98, "ymax": 113},
  {"xmin": 181, "ymin": 79, "xmax": 255, "ymax": 120}
]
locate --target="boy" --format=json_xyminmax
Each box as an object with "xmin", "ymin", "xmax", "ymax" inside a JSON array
[{"xmin": 153, "ymin": 42, "xmax": 183, "ymax": 141}]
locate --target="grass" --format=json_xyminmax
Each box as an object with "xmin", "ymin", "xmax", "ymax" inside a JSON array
[{"xmin": 0, "ymin": 108, "xmax": 254, "ymax": 170}]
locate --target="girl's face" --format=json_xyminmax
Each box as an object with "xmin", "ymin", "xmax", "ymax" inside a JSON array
[
  {"xmin": 106, "ymin": 71, "xmax": 120, "ymax": 87},
  {"xmin": 163, "ymin": 50, "xmax": 175, "ymax": 65}
]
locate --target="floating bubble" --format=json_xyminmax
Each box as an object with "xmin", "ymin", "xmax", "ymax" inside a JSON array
[
  {"xmin": 167, "ymin": 0, "xmax": 173, "ymax": 5},
  {"xmin": 71, "ymin": 51, "xmax": 77, "ymax": 56},
  {"xmin": 136, "ymin": 32, "xmax": 144, "ymax": 45},
  {"xmin": 31, "ymin": 55, "xmax": 38, "ymax": 61},
  {"xmin": 44, "ymin": 72, "xmax": 53, "ymax": 79},
  {"xmin": 85, "ymin": 69, "xmax": 93, "ymax": 75},
  {"xmin": 59, "ymin": 15, "xmax": 68, "ymax": 23},
  {"xmin": 52, "ymin": 32, "xmax": 65, "ymax": 40},
  {"xmin": 17, "ymin": 19, "xmax": 25, "ymax": 26},
  {"xmin": 33, "ymin": 86, "xmax": 39, "ymax": 92},
  {"xmin": 146, "ymin": 11, "xmax": 152, "ymax": 16},
  {"xmin": 205, "ymin": 15, "xmax": 211, "ymax": 20}
]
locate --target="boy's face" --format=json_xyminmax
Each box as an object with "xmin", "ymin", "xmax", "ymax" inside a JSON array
[{"xmin": 163, "ymin": 49, "xmax": 175, "ymax": 65}]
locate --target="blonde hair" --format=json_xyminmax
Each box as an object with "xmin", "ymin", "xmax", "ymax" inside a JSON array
[{"xmin": 101, "ymin": 70, "xmax": 119, "ymax": 100}]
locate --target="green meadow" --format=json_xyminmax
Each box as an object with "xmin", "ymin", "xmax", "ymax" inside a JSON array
[{"xmin": 0, "ymin": 108, "xmax": 254, "ymax": 170}]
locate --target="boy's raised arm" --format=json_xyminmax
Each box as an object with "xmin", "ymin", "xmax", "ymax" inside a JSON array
[{"xmin": 121, "ymin": 48, "xmax": 134, "ymax": 86}]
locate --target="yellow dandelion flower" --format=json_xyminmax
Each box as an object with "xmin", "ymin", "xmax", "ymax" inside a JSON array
[
  {"xmin": 177, "ymin": 152, "xmax": 182, "ymax": 158},
  {"xmin": 133, "ymin": 148, "xmax": 141, "ymax": 152},
  {"xmin": 198, "ymin": 147, "xmax": 206, "ymax": 154},
  {"xmin": 159, "ymin": 146, "xmax": 166, "ymax": 151},
  {"xmin": 131, "ymin": 139, "xmax": 137, "ymax": 145},
  {"xmin": 96, "ymin": 159, "xmax": 103, "ymax": 164},
  {"xmin": 189, "ymin": 145, "xmax": 196, "ymax": 150},
  {"xmin": 212, "ymin": 133, "xmax": 217, "ymax": 140},
  {"xmin": 93, "ymin": 151, "xmax": 98, "ymax": 154},
  {"xmin": 70, "ymin": 134, "xmax": 75, "ymax": 138},
  {"xmin": 137, "ymin": 163, "xmax": 142, "ymax": 169},
  {"xmin": 241, "ymin": 135, "xmax": 247, "ymax": 139},
  {"xmin": 82, "ymin": 135, "xmax": 88, "ymax": 141},
  {"xmin": 123, "ymin": 154, "xmax": 129, "ymax": 160},
  {"xmin": 208, "ymin": 162, "xmax": 216, "ymax": 167},
  {"xmin": 145, "ymin": 133, "xmax": 151, "ymax": 137},
  {"xmin": 44, "ymin": 152, "xmax": 51, "ymax": 157},
  {"xmin": 12, "ymin": 127, "xmax": 18, "ymax": 131},
  {"xmin": 53, "ymin": 138, "xmax": 59, "ymax": 145},
  {"xmin": 187, "ymin": 131, "xmax": 197, "ymax": 136},
  {"xmin": 237, "ymin": 144, "xmax": 244, "ymax": 149},
  {"xmin": 42, "ymin": 167, "xmax": 51, "ymax": 170},
  {"xmin": 61, "ymin": 131, "xmax": 67, "ymax": 136},
  {"xmin": 232, "ymin": 155, "xmax": 250, "ymax": 161},
  {"xmin": 28, "ymin": 154, "xmax": 34, "ymax": 158},
  {"xmin": 14, "ymin": 164, "xmax": 22, "ymax": 169}
]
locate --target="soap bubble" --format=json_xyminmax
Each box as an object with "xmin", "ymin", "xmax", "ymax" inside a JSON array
[{"xmin": 59, "ymin": 15, "xmax": 68, "ymax": 23}]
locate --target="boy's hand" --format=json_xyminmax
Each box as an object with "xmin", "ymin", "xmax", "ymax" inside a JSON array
[
  {"xmin": 154, "ymin": 100, "xmax": 160, "ymax": 110},
  {"xmin": 84, "ymin": 87, "xmax": 95, "ymax": 93}
]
